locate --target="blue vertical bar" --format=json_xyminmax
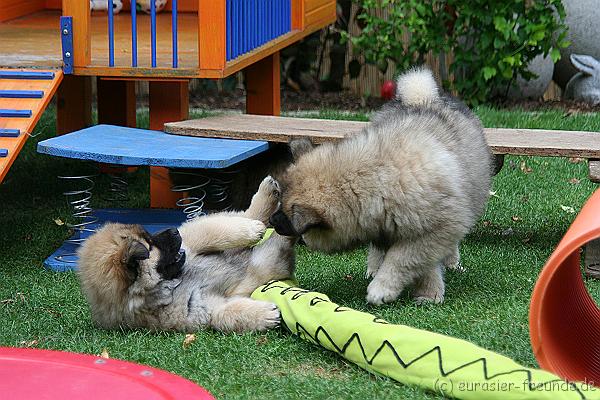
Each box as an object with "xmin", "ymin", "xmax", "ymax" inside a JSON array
[
  {"xmin": 252, "ymin": 0, "xmax": 255, "ymax": 51},
  {"xmin": 258, "ymin": 0, "xmax": 263, "ymax": 46},
  {"xmin": 255, "ymin": 0, "xmax": 260, "ymax": 48},
  {"xmin": 172, "ymin": 0, "xmax": 178, "ymax": 67},
  {"xmin": 131, "ymin": 0, "xmax": 138, "ymax": 67},
  {"xmin": 231, "ymin": 0, "xmax": 236, "ymax": 59},
  {"xmin": 108, "ymin": 0, "xmax": 115, "ymax": 66},
  {"xmin": 279, "ymin": 0, "xmax": 284, "ymax": 36},
  {"xmin": 226, "ymin": 0, "xmax": 231, "ymax": 61},
  {"xmin": 151, "ymin": 0, "xmax": 157, "ymax": 67},
  {"xmin": 243, "ymin": 0, "xmax": 248, "ymax": 54},
  {"xmin": 286, "ymin": 0, "xmax": 291, "ymax": 33},
  {"xmin": 268, "ymin": 0, "xmax": 272, "ymax": 41},
  {"xmin": 235, "ymin": 0, "xmax": 244, "ymax": 56},
  {"xmin": 276, "ymin": 0, "xmax": 280, "ymax": 38},
  {"xmin": 235, "ymin": 0, "xmax": 239, "ymax": 58}
]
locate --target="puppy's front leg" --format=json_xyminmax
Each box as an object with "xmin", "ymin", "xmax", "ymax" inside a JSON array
[
  {"xmin": 179, "ymin": 215, "xmax": 266, "ymax": 254},
  {"xmin": 243, "ymin": 176, "xmax": 280, "ymax": 224},
  {"xmin": 209, "ymin": 297, "xmax": 280, "ymax": 333}
]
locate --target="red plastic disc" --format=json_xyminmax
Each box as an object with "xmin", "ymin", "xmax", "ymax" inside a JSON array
[{"xmin": 0, "ymin": 347, "xmax": 215, "ymax": 399}]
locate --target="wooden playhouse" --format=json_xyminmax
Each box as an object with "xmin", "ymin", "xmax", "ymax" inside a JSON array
[{"xmin": 0, "ymin": 0, "xmax": 336, "ymax": 204}]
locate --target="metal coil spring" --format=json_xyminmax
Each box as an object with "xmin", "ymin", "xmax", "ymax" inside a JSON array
[
  {"xmin": 104, "ymin": 172, "xmax": 129, "ymax": 202},
  {"xmin": 170, "ymin": 170, "xmax": 211, "ymax": 220},
  {"xmin": 56, "ymin": 174, "xmax": 99, "ymax": 263},
  {"xmin": 203, "ymin": 169, "xmax": 240, "ymax": 212}
]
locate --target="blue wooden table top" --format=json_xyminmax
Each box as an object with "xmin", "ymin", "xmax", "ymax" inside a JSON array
[{"xmin": 37, "ymin": 124, "xmax": 269, "ymax": 168}]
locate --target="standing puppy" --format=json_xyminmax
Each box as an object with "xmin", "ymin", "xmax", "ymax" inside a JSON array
[{"xmin": 270, "ymin": 68, "xmax": 492, "ymax": 305}]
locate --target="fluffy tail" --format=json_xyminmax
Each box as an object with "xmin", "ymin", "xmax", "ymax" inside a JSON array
[{"xmin": 395, "ymin": 68, "xmax": 440, "ymax": 105}]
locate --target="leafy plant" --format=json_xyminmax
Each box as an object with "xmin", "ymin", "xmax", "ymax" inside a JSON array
[{"xmin": 345, "ymin": 0, "xmax": 569, "ymax": 104}]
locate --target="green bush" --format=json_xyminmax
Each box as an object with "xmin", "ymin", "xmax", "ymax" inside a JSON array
[{"xmin": 346, "ymin": 0, "xmax": 569, "ymax": 104}]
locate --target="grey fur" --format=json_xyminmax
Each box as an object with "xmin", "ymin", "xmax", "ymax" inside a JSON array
[{"xmin": 274, "ymin": 68, "xmax": 492, "ymax": 305}]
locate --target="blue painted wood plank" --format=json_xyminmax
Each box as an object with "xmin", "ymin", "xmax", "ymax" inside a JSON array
[
  {"xmin": 0, "ymin": 129, "xmax": 20, "ymax": 137},
  {"xmin": 37, "ymin": 124, "xmax": 269, "ymax": 169},
  {"xmin": 0, "ymin": 109, "xmax": 32, "ymax": 118},
  {"xmin": 0, "ymin": 90, "xmax": 44, "ymax": 99},
  {"xmin": 0, "ymin": 71, "xmax": 55, "ymax": 80},
  {"xmin": 0, "ymin": 149, "xmax": 8, "ymax": 158},
  {"xmin": 43, "ymin": 208, "xmax": 188, "ymax": 272}
]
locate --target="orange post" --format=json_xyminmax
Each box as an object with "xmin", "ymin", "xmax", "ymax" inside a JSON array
[
  {"xmin": 97, "ymin": 79, "xmax": 137, "ymax": 127},
  {"xmin": 62, "ymin": 0, "xmax": 91, "ymax": 67},
  {"xmin": 56, "ymin": 75, "xmax": 92, "ymax": 135},
  {"xmin": 97, "ymin": 79, "xmax": 137, "ymax": 174},
  {"xmin": 198, "ymin": 0, "xmax": 226, "ymax": 71},
  {"xmin": 245, "ymin": 53, "xmax": 281, "ymax": 116},
  {"xmin": 0, "ymin": 0, "xmax": 45, "ymax": 22},
  {"xmin": 292, "ymin": 0, "xmax": 305, "ymax": 30},
  {"xmin": 148, "ymin": 81, "xmax": 190, "ymax": 208}
]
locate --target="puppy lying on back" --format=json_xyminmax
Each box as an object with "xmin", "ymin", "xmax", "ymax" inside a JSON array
[
  {"xmin": 77, "ymin": 177, "xmax": 296, "ymax": 333},
  {"xmin": 270, "ymin": 68, "xmax": 492, "ymax": 305}
]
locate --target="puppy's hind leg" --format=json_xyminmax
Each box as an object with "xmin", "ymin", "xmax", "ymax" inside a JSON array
[
  {"xmin": 209, "ymin": 297, "xmax": 281, "ymax": 333},
  {"xmin": 231, "ymin": 233, "xmax": 297, "ymax": 296},
  {"xmin": 243, "ymin": 176, "xmax": 281, "ymax": 224}
]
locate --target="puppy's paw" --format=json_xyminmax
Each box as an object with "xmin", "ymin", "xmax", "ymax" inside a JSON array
[
  {"xmin": 246, "ymin": 177, "xmax": 281, "ymax": 223},
  {"xmin": 252, "ymin": 301, "xmax": 281, "ymax": 332},
  {"xmin": 258, "ymin": 175, "xmax": 281, "ymax": 200},
  {"xmin": 445, "ymin": 261, "xmax": 465, "ymax": 273},
  {"xmin": 366, "ymin": 279, "xmax": 402, "ymax": 305},
  {"xmin": 245, "ymin": 220, "xmax": 267, "ymax": 243},
  {"xmin": 442, "ymin": 248, "xmax": 463, "ymax": 272},
  {"xmin": 413, "ymin": 293, "xmax": 444, "ymax": 306},
  {"xmin": 365, "ymin": 264, "xmax": 379, "ymax": 280}
]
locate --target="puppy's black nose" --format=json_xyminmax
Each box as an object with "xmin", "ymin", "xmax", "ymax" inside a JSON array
[{"xmin": 270, "ymin": 210, "xmax": 298, "ymax": 237}]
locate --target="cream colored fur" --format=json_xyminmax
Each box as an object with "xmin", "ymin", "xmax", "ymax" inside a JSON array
[
  {"xmin": 77, "ymin": 176, "xmax": 295, "ymax": 333},
  {"xmin": 277, "ymin": 68, "xmax": 492, "ymax": 305}
]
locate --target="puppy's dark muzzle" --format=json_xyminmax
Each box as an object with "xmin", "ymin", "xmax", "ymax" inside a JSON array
[
  {"xmin": 153, "ymin": 227, "xmax": 182, "ymax": 252},
  {"xmin": 270, "ymin": 209, "xmax": 299, "ymax": 237}
]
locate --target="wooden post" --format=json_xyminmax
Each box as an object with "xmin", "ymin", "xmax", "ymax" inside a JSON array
[
  {"xmin": 62, "ymin": 0, "xmax": 91, "ymax": 67},
  {"xmin": 589, "ymin": 159, "xmax": 600, "ymax": 183},
  {"xmin": 149, "ymin": 81, "xmax": 190, "ymax": 208},
  {"xmin": 97, "ymin": 79, "xmax": 137, "ymax": 173},
  {"xmin": 56, "ymin": 75, "xmax": 92, "ymax": 135},
  {"xmin": 97, "ymin": 79, "xmax": 137, "ymax": 127},
  {"xmin": 292, "ymin": 0, "xmax": 305, "ymax": 30},
  {"xmin": 245, "ymin": 53, "xmax": 281, "ymax": 116},
  {"xmin": 198, "ymin": 0, "xmax": 226, "ymax": 71}
]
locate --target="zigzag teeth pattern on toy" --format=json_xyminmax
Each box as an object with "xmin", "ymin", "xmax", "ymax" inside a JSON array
[{"xmin": 258, "ymin": 281, "xmax": 590, "ymax": 400}]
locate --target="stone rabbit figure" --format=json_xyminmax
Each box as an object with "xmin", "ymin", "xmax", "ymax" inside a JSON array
[{"xmin": 564, "ymin": 54, "xmax": 600, "ymax": 105}]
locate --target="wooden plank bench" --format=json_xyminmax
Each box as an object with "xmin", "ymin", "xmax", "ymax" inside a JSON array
[
  {"xmin": 165, "ymin": 114, "xmax": 600, "ymax": 182},
  {"xmin": 165, "ymin": 114, "xmax": 600, "ymax": 276}
]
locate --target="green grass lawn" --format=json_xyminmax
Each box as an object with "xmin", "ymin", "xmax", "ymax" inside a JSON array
[{"xmin": 1, "ymin": 105, "xmax": 599, "ymax": 399}]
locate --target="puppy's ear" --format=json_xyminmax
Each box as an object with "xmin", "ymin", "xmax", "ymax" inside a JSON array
[
  {"xmin": 289, "ymin": 138, "xmax": 315, "ymax": 161},
  {"xmin": 122, "ymin": 240, "xmax": 150, "ymax": 264},
  {"xmin": 291, "ymin": 205, "xmax": 326, "ymax": 235}
]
